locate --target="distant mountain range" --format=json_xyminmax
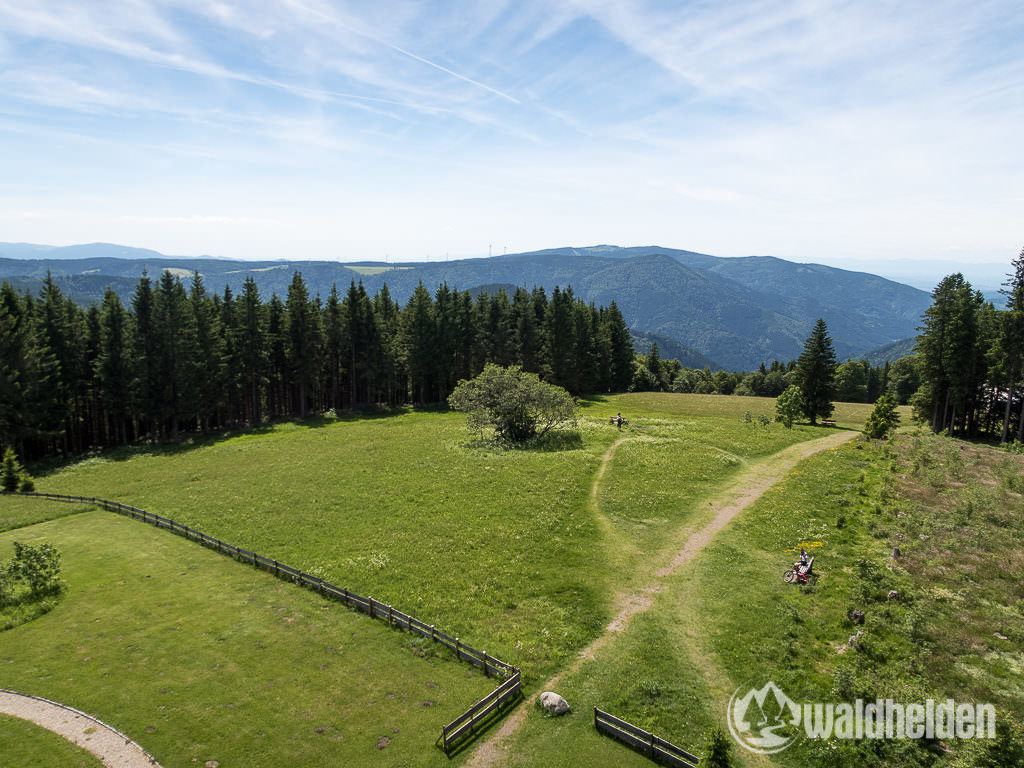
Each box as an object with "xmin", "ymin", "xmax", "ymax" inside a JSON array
[{"xmin": 0, "ymin": 242, "xmax": 934, "ymax": 370}]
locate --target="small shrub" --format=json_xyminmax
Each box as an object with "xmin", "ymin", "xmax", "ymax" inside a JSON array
[
  {"xmin": 775, "ymin": 385, "xmax": 803, "ymax": 429},
  {"xmin": 1, "ymin": 448, "xmax": 24, "ymax": 493},
  {"xmin": 7, "ymin": 542, "xmax": 63, "ymax": 597},
  {"xmin": 864, "ymin": 392, "xmax": 900, "ymax": 439},
  {"xmin": 832, "ymin": 664, "xmax": 857, "ymax": 699},
  {"xmin": 702, "ymin": 727, "xmax": 735, "ymax": 768}
]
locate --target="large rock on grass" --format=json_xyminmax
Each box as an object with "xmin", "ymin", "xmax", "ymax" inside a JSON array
[{"xmin": 539, "ymin": 691, "xmax": 569, "ymax": 715}]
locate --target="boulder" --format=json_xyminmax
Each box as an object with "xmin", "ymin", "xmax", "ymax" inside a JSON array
[
  {"xmin": 849, "ymin": 610, "xmax": 866, "ymax": 625},
  {"xmin": 539, "ymin": 691, "xmax": 570, "ymax": 715},
  {"xmin": 887, "ymin": 590, "xmax": 899, "ymax": 601}
]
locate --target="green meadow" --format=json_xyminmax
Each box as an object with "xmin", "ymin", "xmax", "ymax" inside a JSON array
[
  {"xmin": 6, "ymin": 393, "xmax": 1004, "ymax": 768},
  {"xmin": 0, "ymin": 713, "xmax": 104, "ymax": 768}
]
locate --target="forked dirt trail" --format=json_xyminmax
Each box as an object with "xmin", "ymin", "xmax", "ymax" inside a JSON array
[
  {"xmin": 0, "ymin": 689, "xmax": 161, "ymax": 767},
  {"xmin": 464, "ymin": 429, "xmax": 857, "ymax": 768}
]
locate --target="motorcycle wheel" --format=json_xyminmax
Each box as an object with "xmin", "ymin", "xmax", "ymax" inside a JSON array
[{"xmin": 783, "ymin": 569, "xmax": 796, "ymax": 583}]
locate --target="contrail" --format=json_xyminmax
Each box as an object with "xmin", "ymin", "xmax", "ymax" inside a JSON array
[
  {"xmin": 370, "ymin": 36, "xmax": 521, "ymax": 104},
  {"xmin": 283, "ymin": 0, "xmax": 520, "ymax": 104}
]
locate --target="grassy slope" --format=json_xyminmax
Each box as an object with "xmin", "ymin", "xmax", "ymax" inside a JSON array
[
  {"xmin": 489, "ymin": 394, "xmax": 840, "ymax": 766},
  {"xmin": 689, "ymin": 431, "xmax": 1024, "ymax": 767},
  {"xmin": 1, "ymin": 393, "xmax": 870, "ymax": 766},
  {"xmin": 21, "ymin": 397, "xmax": 830, "ymax": 679},
  {"xmin": 0, "ymin": 510, "xmax": 494, "ymax": 768},
  {"xmin": 0, "ymin": 712, "xmax": 104, "ymax": 768}
]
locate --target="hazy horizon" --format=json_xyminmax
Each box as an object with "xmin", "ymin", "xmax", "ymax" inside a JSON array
[{"xmin": 2, "ymin": 238, "xmax": 1015, "ymax": 291}]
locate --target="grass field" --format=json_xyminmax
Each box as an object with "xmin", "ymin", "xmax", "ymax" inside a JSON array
[
  {"xmin": 687, "ymin": 431, "xmax": 1024, "ymax": 767},
  {"xmin": 17, "ymin": 395, "xmax": 829, "ymax": 677},
  {"xmin": 0, "ymin": 393, "xmax": 940, "ymax": 766},
  {"xmin": 0, "ymin": 510, "xmax": 494, "ymax": 767},
  {"xmin": 0, "ymin": 712, "xmax": 104, "ymax": 768}
]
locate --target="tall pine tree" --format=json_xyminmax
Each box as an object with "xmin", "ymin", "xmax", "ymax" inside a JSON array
[{"xmin": 795, "ymin": 318, "xmax": 837, "ymax": 425}]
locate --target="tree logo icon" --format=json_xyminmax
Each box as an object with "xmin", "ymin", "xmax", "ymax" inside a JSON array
[{"xmin": 726, "ymin": 681, "xmax": 802, "ymax": 754}]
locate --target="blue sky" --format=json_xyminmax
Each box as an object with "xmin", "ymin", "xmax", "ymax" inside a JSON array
[{"xmin": 0, "ymin": 0, "xmax": 1022, "ymax": 269}]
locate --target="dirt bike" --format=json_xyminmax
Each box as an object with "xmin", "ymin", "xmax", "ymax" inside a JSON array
[{"xmin": 783, "ymin": 556, "xmax": 817, "ymax": 585}]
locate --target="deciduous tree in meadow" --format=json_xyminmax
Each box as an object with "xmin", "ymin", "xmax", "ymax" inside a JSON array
[{"xmin": 448, "ymin": 363, "xmax": 577, "ymax": 443}]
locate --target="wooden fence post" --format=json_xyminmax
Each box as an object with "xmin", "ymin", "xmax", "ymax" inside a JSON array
[{"xmin": 482, "ymin": 651, "xmax": 489, "ymax": 678}]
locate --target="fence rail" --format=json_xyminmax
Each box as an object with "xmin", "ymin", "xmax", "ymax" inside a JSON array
[
  {"xmin": 594, "ymin": 707, "xmax": 699, "ymax": 768},
  {"xmin": 437, "ymin": 669, "xmax": 522, "ymax": 755},
  {"xmin": 16, "ymin": 491, "xmax": 522, "ymax": 754}
]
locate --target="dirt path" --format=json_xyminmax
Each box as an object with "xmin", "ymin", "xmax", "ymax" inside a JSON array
[
  {"xmin": 464, "ymin": 429, "xmax": 857, "ymax": 768},
  {"xmin": 0, "ymin": 689, "xmax": 161, "ymax": 767}
]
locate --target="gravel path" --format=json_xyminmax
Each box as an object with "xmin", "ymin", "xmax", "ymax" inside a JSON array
[
  {"xmin": 0, "ymin": 689, "xmax": 161, "ymax": 768},
  {"xmin": 464, "ymin": 429, "xmax": 857, "ymax": 768}
]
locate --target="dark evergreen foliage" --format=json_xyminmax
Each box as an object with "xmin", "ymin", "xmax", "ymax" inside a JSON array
[
  {"xmin": 795, "ymin": 318, "xmax": 837, "ymax": 425},
  {"xmin": 0, "ymin": 272, "xmax": 634, "ymax": 460}
]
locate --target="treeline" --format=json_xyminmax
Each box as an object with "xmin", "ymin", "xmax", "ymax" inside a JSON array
[
  {"xmin": 0, "ymin": 272, "xmax": 634, "ymax": 460},
  {"xmin": 629, "ymin": 344, "xmax": 921, "ymax": 405},
  {"xmin": 914, "ymin": 249, "xmax": 1024, "ymax": 442}
]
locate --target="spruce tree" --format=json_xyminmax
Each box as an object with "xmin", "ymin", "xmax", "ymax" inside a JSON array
[
  {"xmin": 236, "ymin": 276, "xmax": 266, "ymax": 424},
  {"xmin": 187, "ymin": 273, "xmax": 224, "ymax": 431},
  {"xmin": 1000, "ymin": 249, "xmax": 1024, "ymax": 442},
  {"xmin": 401, "ymin": 282, "xmax": 435, "ymax": 404},
  {"xmin": 545, "ymin": 287, "xmax": 576, "ymax": 391},
  {"xmin": 285, "ymin": 272, "xmax": 320, "ymax": 419},
  {"xmin": 0, "ymin": 285, "xmax": 31, "ymax": 454},
  {"xmin": 130, "ymin": 272, "xmax": 160, "ymax": 439},
  {"xmin": 373, "ymin": 283, "xmax": 402, "ymax": 405},
  {"xmin": 154, "ymin": 270, "xmax": 190, "ymax": 441},
  {"xmin": 266, "ymin": 295, "xmax": 288, "ymax": 417},
  {"xmin": 433, "ymin": 282, "xmax": 458, "ymax": 400},
  {"xmin": 1, "ymin": 447, "xmax": 25, "ymax": 493},
  {"xmin": 511, "ymin": 287, "xmax": 541, "ymax": 373},
  {"xmin": 453, "ymin": 289, "xmax": 476, "ymax": 384},
  {"xmin": 645, "ymin": 341, "xmax": 664, "ymax": 391},
  {"xmin": 343, "ymin": 281, "xmax": 379, "ymax": 407},
  {"xmin": 323, "ymin": 284, "xmax": 345, "ymax": 412},
  {"xmin": 795, "ymin": 318, "xmax": 837, "ymax": 425},
  {"xmin": 96, "ymin": 289, "xmax": 130, "ymax": 444},
  {"xmin": 605, "ymin": 301, "xmax": 634, "ymax": 392}
]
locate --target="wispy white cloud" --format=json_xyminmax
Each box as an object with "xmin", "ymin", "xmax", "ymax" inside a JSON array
[{"xmin": 0, "ymin": 0, "xmax": 1020, "ymax": 264}]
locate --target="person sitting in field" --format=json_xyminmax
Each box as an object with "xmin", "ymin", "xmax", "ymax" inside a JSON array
[{"xmin": 797, "ymin": 548, "xmax": 810, "ymax": 575}]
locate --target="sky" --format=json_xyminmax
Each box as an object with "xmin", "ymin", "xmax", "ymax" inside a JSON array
[{"xmin": 0, "ymin": 0, "xmax": 1022, "ymax": 273}]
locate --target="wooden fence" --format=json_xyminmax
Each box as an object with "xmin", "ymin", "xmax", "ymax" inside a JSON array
[
  {"xmin": 594, "ymin": 707, "xmax": 700, "ymax": 768},
  {"xmin": 436, "ymin": 668, "xmax": 523, "ymax": 755},
  {"xmin": 15, "ymin": 492, "xmax": 521, "ymax": 753}
]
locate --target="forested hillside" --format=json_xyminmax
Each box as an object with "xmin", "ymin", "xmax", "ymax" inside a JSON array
[{"xmin": 0, "ymin": 242, "xmax": 932, "ymax": 370}]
